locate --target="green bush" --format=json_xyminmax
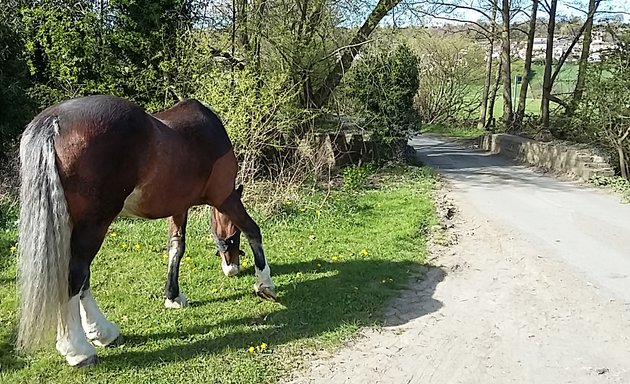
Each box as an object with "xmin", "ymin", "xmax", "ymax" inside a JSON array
[
  {"xmin": 347, "ymin": 43, "xmax": 420, "ymax": 139},
  {"xmin": 0, "ymin": 2, "xmax": 34, "ymax": 155}
]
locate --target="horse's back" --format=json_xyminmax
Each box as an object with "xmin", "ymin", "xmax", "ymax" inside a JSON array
[
  {"xmin": 25, "ymin": 95, "xmax": 237, "ymax": 221},
  {"xmin": 153, "ymin": 99, "xmax": 232, "ymax": 159}
]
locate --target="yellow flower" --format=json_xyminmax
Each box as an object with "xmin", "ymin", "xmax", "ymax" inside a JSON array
[
  {"xmin": 331, "ymin": 256, "xmax": 338, "ymax": 261},
  {"xmin": 260, "ymin": 342, "xmax": 268, "ymax": 350},
  {"xmin": 134, "ymin": 244, "xmax": 141, "ymax": 250},
  {"xmin": 242, "ymin": 260, "xmax": 248, "ymax": 268},
  {"xmin": 248, "ymin": 346, "xmax": 255, "ymax": 353},
  {"xmin": 184, "ymin": 256, "xmax": 192, "ymax": 262},
  {"xmin": 10, "ymin": 246, "xmax": 17, "ymax": 252},
  {"xmin": 360, "ymin": 248, "xmax": 369, "ymax": 256},
  {"xmin": 110, "ymin": 232, "xmax": 117, "ymax": 237},
  {"xmin": 121, "ymin": 243, "xmax": 128, "ymax": 249},
  {"xmin": 296, "ymin": 272, "xmax": 302, "ymax": 277},
  {"xmin": 211, "ymin": 288, "xmax": 218, "ymax": 293}
]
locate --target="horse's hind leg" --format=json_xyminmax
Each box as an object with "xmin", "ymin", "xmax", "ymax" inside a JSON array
[
  {"xmin": 217, "ymin": 194, "xmax": 277, "ymax": 301},
  {"xmin": 80, "ymin": 274, "xmax": 122, "ymax": 347},
  {"xmin": 56, "ymin": 221, "xmax": 119, "ymax": 367},
  {"xmin": 164, "ymin": 212, "xmax": 188, "ymax": 308}
]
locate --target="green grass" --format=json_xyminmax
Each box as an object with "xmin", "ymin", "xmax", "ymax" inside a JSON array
[{"xmin": 0, "ymin": 165, "xmax": 436, "ymax": 383}]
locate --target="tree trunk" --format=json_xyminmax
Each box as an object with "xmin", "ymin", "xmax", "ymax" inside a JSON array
[
  {"xmin": 478, "ymin": 0, "xmax": 498, "ymax": 130},
  {"xmin": 570, "ymin": 0, "xmax": 598, "ymax": 113},
  {"xmin": 500, "ymin": 0, "xmax": 513, "ymax": 131},
  {"xmin": 541, "ymin": 0, "xmax": 558, "ymax": 130},
  {"xmin": 619, "ymin": 143, "xmax": 628, "ymax": 180},
  {"xmin": 514, "ymin": 0, "xmax": 538, "ymax": 131},
  {"xmin": 486, "ymin": 56, "xmax": 503, "ymax": 131},
  {"xmin": 312, "ymin": 0, "xmax": 402, "ymax": 108}
]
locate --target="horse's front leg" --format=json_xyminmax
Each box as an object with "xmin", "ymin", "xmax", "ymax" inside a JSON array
[
  {"xmin": 217, "ymin": 194, "xmax": 277, "ymax": 301},
  {"xmin": 164, "ymin": 212, "xmax": 188, "ymax": 308}
]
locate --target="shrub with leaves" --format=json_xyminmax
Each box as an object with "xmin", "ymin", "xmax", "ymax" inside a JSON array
[
  {"xmin": 570, "ymin": 31, "xmax": 630, "ymax": 179},
  {"xmin": 347, "ymin": 43, "xmax": 420, "ymax": 139},
  {"xmin": 0, "ymin": 1, "xmax": 34, "ymax": 155}
]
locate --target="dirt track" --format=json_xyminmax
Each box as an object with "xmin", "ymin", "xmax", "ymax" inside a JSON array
[{"xmin": 283, "ymin": 135, "xmax": 630, "ymax": 384}]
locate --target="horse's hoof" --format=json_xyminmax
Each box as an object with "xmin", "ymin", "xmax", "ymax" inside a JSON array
[
  {"xmin": 254, "ymin": 283, "xmax": 277, "ymax": 301},
  {"xmin": 164, "ymin": 293, "xmax": 188, "ymax": 308},
  {"xmin": 87, "ymin": 322, "xmax": 121, "ymax": 348},
  {"xmin": 72, "ymin": 354, "xmax": 99, "ymax": 368},
  {"xmin": 103, "ymin": 334, "xmax": 124, "ymax": 348}
]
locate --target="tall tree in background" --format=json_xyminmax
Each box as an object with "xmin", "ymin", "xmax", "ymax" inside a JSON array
[
  {"xmin": 478, "ymin": 0, "xmax": 499, "ymax": 130},
  {"xmin": 570, "ymin": 0, "xmax": 600, "ymax": 113},
  {"xmin": 500, "ymin": 0, "xmax": 513, "ymax": 130},
  {"xmin": 540, "ymin": 0, "xmax": 558, "ymax": 129},
  {"xmin": 513, "ymin": 0, "xmax": 538, "ymax": 131}
]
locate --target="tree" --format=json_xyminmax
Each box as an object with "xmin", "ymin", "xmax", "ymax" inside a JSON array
[
  {"xmin": 573, "ymin": 32, "xmax": 630, "ymax": 179},
  {"xmin": 478, "ymin": 0, "xmax": 498, "ymax": 130},
  {"xmin": 499, "ymin": 0, "xmax": 513, "ymax": 130},
  {"xmin": 570, "ymin": 0, "xmax": 600, "ymax": 112},
  {"xmin": 312, "ymin": 0, "xmax": 404, "ymax": 108},
  {"xmin": 540, "ymin": 0, "xmax": 558, "ymax": 129},
  {"xmin": 513, "ymin": 0, "xmax": 538, "ymax": 131},
  {"xmin": 0, "ymin": 0, "xmax": 34, "ymax": 154}
]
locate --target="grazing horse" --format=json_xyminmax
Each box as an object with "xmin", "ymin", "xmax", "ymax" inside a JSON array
[{"xmin": 16, "ymin": 95, "xmax": 276, "ymax": 367}]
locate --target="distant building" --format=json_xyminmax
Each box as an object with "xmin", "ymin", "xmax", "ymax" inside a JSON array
[{"xmin": 482, "ymin": 35, "xmax": 615, "ymax": 62}]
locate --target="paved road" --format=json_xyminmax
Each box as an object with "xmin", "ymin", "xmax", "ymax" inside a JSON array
[
  {"xmin": 410, "ymin": 134, "xmax": 630, "ymax": 304},
  {"xmin": 284, "ymin": 135, "xmax": 630, "ymax": 384}
]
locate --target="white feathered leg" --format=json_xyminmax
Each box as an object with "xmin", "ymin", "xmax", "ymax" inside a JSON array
[
  {"xmin": 56, "ymin": 294, "xmax": 98, "ymax": 367},
  {"xmin": 80, "ymin": 289, "xmax": 121, "ymax": 347}
]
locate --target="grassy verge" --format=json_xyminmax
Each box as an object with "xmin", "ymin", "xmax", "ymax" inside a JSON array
[
  {"xmin": 0, "ymin": 165, "xmax": 436, "ymax": 383},
  {"xmin": 590, "ymin": 175, "xmax": 630, "ymax": 203}
]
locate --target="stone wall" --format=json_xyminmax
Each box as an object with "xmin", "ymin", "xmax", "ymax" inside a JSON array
[
  {"xmin": 477, "ymin": 133, "xmax": 614, "ymax": 180},
  {"xmin": 306, "ymin": 132, "xmax": 380, "ymax": 166}
]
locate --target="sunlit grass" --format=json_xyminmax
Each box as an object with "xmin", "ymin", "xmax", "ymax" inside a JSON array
[{"xmin": 0, "ymin": 165, "xmax": 436, "ymax": 383}]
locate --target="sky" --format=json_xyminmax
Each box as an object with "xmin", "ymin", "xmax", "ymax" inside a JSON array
[{"xmin": 385, "ymin": 0, "xmax": 630, "ymax": 27}]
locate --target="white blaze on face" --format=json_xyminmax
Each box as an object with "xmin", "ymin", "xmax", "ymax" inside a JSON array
[{"xmin": 222, "ymin": 257, "xmax": 239, "ymax": 276}]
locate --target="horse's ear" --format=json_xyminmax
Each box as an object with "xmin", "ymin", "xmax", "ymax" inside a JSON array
[{"xmin": 236, "ymin": 184, "xmax": 244, "ymax": 197}]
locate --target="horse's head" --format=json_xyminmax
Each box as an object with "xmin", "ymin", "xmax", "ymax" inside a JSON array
[{"xmin": 211, "ymin": 185, "xmax": 245, "ymax": 277}]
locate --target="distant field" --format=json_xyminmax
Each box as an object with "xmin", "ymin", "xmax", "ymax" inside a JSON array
[{"xmin": 475, "ymin": 63, "xmax": 578, "ymax": 119}]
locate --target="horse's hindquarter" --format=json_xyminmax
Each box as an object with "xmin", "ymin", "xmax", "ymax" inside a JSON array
[{"xmin": 52, "ymin": 96, "xmax": 154, "ymax": 224}]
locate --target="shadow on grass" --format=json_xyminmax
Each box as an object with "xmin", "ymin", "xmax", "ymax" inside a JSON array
[
  {"xmin": 0, "ymin": 328, "xmax": 25, "ymax": 371},
  {"xmin": 99, "ymin": 259, "xmax": 444, "ymax": 368}
]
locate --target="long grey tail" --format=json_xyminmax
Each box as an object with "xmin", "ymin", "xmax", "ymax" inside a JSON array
[{"xmin": 16, "ymin": 116, "xmax": 72, "ymax": 352}]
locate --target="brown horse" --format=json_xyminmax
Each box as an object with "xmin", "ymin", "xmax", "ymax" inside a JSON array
[{"xmin": 16, "ymin": 95, "xmax": 276, "ymax": 367}]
